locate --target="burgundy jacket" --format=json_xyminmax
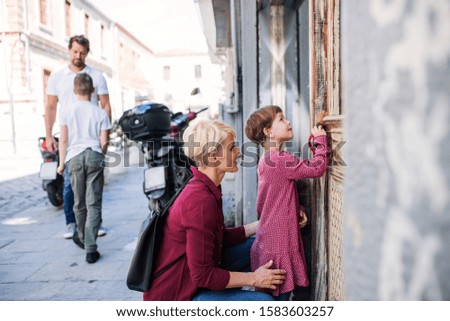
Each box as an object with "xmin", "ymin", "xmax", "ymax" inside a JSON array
[{"xmin": 143, "ymin": 166, "xmax": 246, "ymax": 301}]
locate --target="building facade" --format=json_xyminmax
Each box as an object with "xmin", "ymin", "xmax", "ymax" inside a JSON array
[
  {"xmin": 151, "ymin": 48, "xmax": 225, "ymax": 119},
  {"xmin": 0, "ymin": 0, "xmax": 154, "ymax": 153},
  {"xmin": 114, "ymin": 23, "xmax": 154, "ymax": 115},
  {"xmin": 197, "ymin": 0, "xmax": 450, "ymax": 300}
]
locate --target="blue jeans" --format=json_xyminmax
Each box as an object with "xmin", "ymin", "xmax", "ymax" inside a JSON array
[
  {"xmin": 192, "ymin": 237, "xmax": 274, "ymax": 301},
  {"xmin": 275, "ymin": 292, "xmax": 291, "ymax": 301},
  {"xmin": 63, "ymin": 166, "xmax": 76, "ymax": 225},
  {"xmin": 192, "ymin": 288, "xmax": 275, "ymax": 301}
]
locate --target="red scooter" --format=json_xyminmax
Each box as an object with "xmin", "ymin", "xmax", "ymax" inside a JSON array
[{"xmin": 38, "ymin": 135, "xmax": 64, "ymax": 207}]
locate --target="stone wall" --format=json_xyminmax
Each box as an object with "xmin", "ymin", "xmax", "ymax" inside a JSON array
[{"xmin": 342, "ymin": 0, "xmax": 450, "ymax": 300}]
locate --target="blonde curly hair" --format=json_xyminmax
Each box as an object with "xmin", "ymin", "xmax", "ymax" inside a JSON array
[{"xmin": 183, "ymin": 119, "xmax": 235, "ymax": 167}]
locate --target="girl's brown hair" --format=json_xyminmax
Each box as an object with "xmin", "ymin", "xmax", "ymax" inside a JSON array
[{"xmin": 245, "ymin": 105, "xmax": 282, "ymax": 145}]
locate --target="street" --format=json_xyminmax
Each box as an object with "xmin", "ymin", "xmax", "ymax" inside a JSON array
[{"xmin": 0, "ymin": 151, "xmax": 147, "ymax": 300}]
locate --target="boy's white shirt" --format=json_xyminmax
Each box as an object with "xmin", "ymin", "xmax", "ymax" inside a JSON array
[{"xmin": 60, "ymin": 100, "xmax": 112, "ymax": 163}]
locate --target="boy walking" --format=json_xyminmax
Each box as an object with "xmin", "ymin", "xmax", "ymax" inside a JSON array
[{"xmin": 57, "ymin": 73, "xmax": 112, "ymax": 263}]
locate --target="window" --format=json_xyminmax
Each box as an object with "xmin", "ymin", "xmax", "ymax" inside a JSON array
[
  {"xmin": 84, "ymin": 14, "xmax": 89, "ymax": 37},
  {"xmin": 163, "ymin": 66, "xmax": 171, "ymax": 81},
  {"xmin": 119, "ymin": 42, "xmax": 124, "ymax": 63},
  {"xmin": 65, "ymin": 1, "xmax": 71, "ymax": 37},
  {"xmin": 43, "ymin": 69, "xmax": 51, "ymax": 106},
  {"xmin": 100, "ymin": 24, "xmax": 105, "ymax": 56},
  {"xmin": 135, "ymin": 53, "xmax": 140, "ymax": 72},
  {"xmin": 194, "ymin": 64, "xmax": 202, "ymax": 79},
  {"xmin": 39, "ymin": 0, "xmax": 48, "ymax": 26}
]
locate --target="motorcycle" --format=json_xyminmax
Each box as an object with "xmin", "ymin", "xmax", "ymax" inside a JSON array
[
  {"xmin": 38, "ymin": 135, "xmax": 64, "ymax": 207},
  {"xmin": 118, "ymin": 93, "xmax": 207, "ymax": 210}
]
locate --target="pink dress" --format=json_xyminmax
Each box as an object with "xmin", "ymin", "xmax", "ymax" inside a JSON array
[{"xmin": 250, "ymin": 135, "xmax": 328, "ymax": 297}]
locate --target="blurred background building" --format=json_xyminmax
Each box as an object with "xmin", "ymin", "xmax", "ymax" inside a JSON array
[
  {"xmin": 0, "ymin": 0, "xmax": 224, "ymax": 155},
  {"xmin": 152, "ymin": 48, "xmax": 224, "ymax": 119}
]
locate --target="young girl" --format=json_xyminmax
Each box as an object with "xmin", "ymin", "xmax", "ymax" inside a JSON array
[{"xmin": 245, "ymin": 105, "xmax": 328, "ymax": 300}]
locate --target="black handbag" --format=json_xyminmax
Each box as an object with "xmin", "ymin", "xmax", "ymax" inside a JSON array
[{"xmin": 126, "ymin": 176, "xmax": 193, "ymax": 292}]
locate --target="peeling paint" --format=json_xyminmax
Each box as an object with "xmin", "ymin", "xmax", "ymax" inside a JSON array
[
  {"xmin": 379, "ymin": 208, "xmax": 442, "ymax": 300},
  {"xmin": 344, "ymin": 0, "xmax": 450, "ymax": 300},
  {"xmin": 375, "ymin": 0, "xmax": 450, "ymax": 300},
  {"xmin": 347, "ymin": 207, "xmax": 363, "ymax": 249}
]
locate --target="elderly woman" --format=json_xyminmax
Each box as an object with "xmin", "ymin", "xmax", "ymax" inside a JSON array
[{"xmin": 143, "ymin": 120, "xmax": 286, "ymax": 301}]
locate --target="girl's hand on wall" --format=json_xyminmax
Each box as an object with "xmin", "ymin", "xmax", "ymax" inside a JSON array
[{"xmin": 311, "ymin": 125, "xmax": 326, "ymax": 137}]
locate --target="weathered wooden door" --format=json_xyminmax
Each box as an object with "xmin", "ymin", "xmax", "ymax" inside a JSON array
[{"xmin": 310, "ymin": 0, "xmax": 345, "ymax": 300}]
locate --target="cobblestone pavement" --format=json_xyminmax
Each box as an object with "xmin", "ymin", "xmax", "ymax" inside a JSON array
[
  {"xmin": 0, "ymin": 172, "xmax": 48, "ymax": 222},
  {"xmin": 0, "ymin": 150, "xmax": 147, "ymax": 300}
]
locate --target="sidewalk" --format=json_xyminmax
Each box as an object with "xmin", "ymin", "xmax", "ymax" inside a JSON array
[{"xmin": 0, "ymin": 154, "xmax": 148, "ymax": 300}]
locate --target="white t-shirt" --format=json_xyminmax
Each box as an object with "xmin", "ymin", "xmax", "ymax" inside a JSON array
[
  {"xmin": 60, "ymin": 100, "xmax": 112, "ymax": 163},
  {"xmin": 47, "ymin": 65, "xmax": 109, "ymax": 124}
]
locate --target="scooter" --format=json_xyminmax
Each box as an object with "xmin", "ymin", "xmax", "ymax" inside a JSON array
[
  {"xmin": 118, "ymin": 92, "xmax": 207, "ymax": 210},
  {"xmin": 38, "ymin": 135, "xmax": 64, "ymax": 207},
  {"xmin": 143, "ymin": 107, "xmax": 207, "ymax": 210}
]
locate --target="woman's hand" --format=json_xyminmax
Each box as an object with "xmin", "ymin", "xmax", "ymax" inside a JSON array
[
  {"xmin": 311, "ymin": 125, "xmax": 326, "ymax": 137},
  {"xmin": 253, "ymin": 260, "xmax": 286, "ymax": 290},
  {"xmin": 299, "ymin": 209, "xmax": 308, "ymax": 228}
]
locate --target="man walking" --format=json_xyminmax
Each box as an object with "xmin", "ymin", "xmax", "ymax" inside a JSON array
[{"xmin": 45, "ymin": 35, "xmax": 110, "ymax": 239}]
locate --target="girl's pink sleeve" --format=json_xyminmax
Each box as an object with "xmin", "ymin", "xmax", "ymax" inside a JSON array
[{"xmin": 283, "ymin": 135, "xmax": 329, "ymax": 180}]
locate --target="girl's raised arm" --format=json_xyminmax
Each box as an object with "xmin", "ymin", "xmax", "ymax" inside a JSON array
[{"xmin": 283, "ymin": 135, "xmax": 328, "ymax": 180}]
